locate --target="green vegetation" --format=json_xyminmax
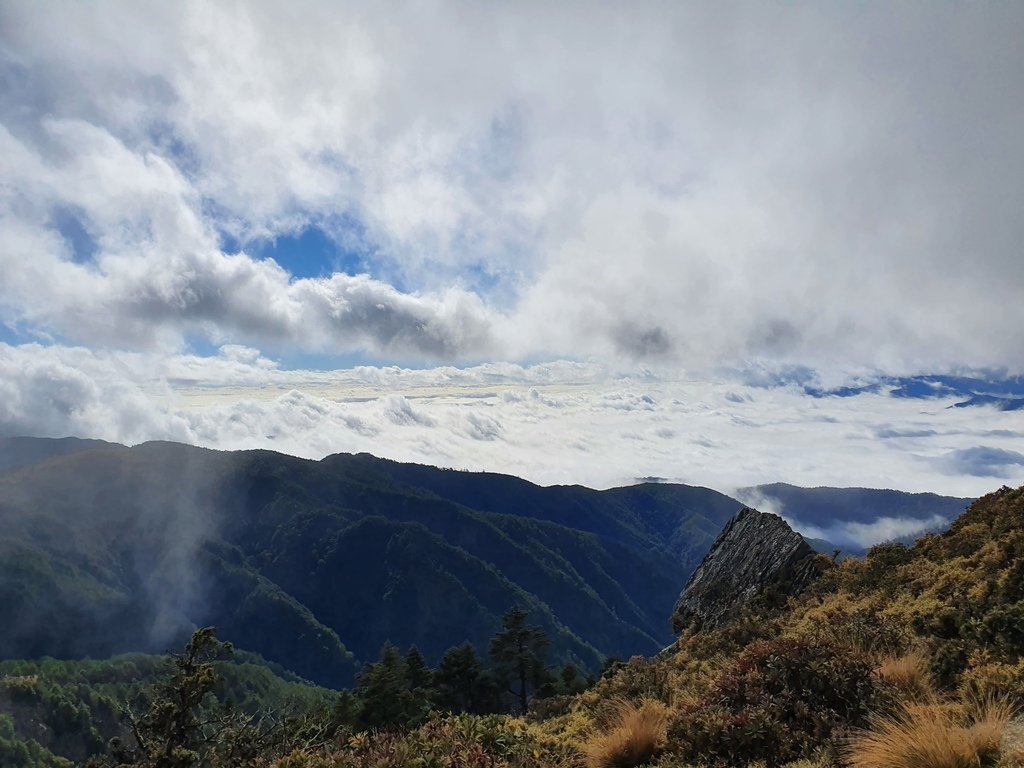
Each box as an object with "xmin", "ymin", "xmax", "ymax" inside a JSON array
[
  {"xmin": 0, "ymin": 648, "xmax": 336, "ymax": 767},
  {"xmin": 0, "ymin": 609, "xmax": 588, "ymax": 765},
  {"xmin": 0, "ymin": 438, "xmax": 734, "ymax": 685},
  {"xmin": 257, "ymin": 483, "xmax": 1022, "ymax": 768},
  {"xmin": 0, "ymin": 437, "xmax": 967, "ymax": 690},
  {"xmin": 2, "ymin": 437, "xmax": 1011, "ymax": 767}
]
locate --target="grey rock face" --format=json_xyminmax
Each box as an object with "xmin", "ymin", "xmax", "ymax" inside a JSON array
[{"xmin": 671, "ymin": 507, "xmax": 821, "ymax": 633}]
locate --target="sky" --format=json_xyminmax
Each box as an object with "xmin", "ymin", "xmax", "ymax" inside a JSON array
[{"xmin": 1, "ymin": 1, "xmax": 1023, "ymax": 523}]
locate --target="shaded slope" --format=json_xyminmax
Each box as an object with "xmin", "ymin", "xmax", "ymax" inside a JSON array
[
  {"xmin": 0, "ymin": 440, "xmax": 690, "ymax": 685},
  {"xmin": 0, "ymin": 437, "xmax": 979, "ymax": 690}
]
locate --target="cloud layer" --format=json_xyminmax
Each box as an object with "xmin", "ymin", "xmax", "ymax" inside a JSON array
[
  {"xmin": 2, "ymin": 2, "xmax": 1023, "ymax": 368},
  {"xmin": 2, "ymin": 343, "xmax": 1021, "ymax": 506}
]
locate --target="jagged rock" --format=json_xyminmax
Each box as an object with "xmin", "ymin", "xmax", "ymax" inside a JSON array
[{"xmin": 671, "ymin": 507, "xmax": 822, "ymax": 632}]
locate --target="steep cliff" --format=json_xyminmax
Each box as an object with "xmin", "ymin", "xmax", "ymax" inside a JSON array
[{"xmin": 671, "ymin": 507, "xmax": 823, "ymax": 632}]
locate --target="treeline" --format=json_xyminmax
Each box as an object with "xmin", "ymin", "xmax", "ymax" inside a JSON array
[
  {"xmin": 81, "ymin": 609, "xmax": 602, "ymax": 767},
  {"xmin": 350, "ymin": 606, "xmax": 596, "ymax": 730},
  {"xmin": 0, "ymin": 608, "xmax": 607, "ymax": 767}
]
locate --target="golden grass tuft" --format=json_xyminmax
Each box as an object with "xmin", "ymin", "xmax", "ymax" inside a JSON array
[
  {"xmin": 966, "ymin": 696, "xmax": 1018, "ymax": 762},
  {"xmin": 583, "ymin": 698, "xmax": 670, "ymax": 768},
  {"xmin": 874, "ymin": 652, "xmax": 934, "ymax": 701},
  {"xmin": 846, "ymin": 697, "xmax": 1016, "ymax": 768}
]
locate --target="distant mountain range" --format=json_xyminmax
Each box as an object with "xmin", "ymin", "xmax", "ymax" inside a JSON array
[{"xmin": 0, "ymin": 437, "xmax": 971, "ymax": 687}]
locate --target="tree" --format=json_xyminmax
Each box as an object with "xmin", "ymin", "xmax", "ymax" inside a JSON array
[
  {"xmin": 404, "ymin": 646, "xmax": 432, "ymax": 691},
  {"xmin": 94, "ymin": 627, "xmax": 233, "ymax": 768},
  {"xmin": 558, "ymin": 662, "xmax": 588, "ymax": 695},
  {"xmin": 488, "ymin": 607, "xmax": 550, "ymax": 713},
  {"xmin": 355, "ymin": 643, "xmax": 426, "ymax": 729},
  {"xmin": 433, "ymin": 643, "xmax": 500, "ymax": 714}
]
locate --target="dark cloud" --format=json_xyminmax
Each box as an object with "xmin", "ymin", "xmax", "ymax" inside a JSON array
[
  {"xmin": 940, "ymin": 446, "xmax": 1024, "ymax": 478},
  {"xmin": 611, "ymin": 322, "xmax": 672, "ymax": 358}
]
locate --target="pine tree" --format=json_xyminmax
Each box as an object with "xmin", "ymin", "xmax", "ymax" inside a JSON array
[
  {"xmin": 434, "ymin": 643, "xmax": 483, "ymax": 712},
  {"xmin": 404, "ymin": 646, "xmax": 432, "ymax": 691},
  {"xmin": 356, "ymin": 643, "xmax": 424, "ymax": 729},
  {"xmin": 487, "ymin": 607, "xmax": 550, "ymax": 714}
]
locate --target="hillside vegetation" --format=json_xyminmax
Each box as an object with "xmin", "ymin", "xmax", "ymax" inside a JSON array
[
  {"xmin": 0, "ymin": 436, "xmax": 996, "ymax": 767},
  {"xmin": 259, "ymin": 484, "xmax": 1024, "ymax": 767},
  {"xmin": 4, "ymin": 436, "xmax": 963, "ymax": 689},
  {"xmin": 4, "ymin": 484, "xmax": 1019, "ymax": 766},
  {"xmin": 0, "ymin": 438, "xmax": 738, "ymax": 685}
]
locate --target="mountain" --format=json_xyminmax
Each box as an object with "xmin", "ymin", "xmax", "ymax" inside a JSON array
[
  {"xmin": 0, "ymin": 435, "xmax": 116, "ymax": 473},
  {"xmin": 0, "ymin": 437, "xmax": 973, "ymax": 689},
  {"xmin": 742, "ymin": 482, "xmax": 972, "ymax": 551},
  {"xmin": 0, "ymin": 438, "xmax": 742, "ymax": 687},
  {"xmin": 629, "ymin": 484, "xmax": 1024, "ymax": 767}
]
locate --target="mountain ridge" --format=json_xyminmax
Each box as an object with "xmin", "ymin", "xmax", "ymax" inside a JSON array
[{"xmin": 0, "ymin": 436, "xmax": 972, "ymax": 689}]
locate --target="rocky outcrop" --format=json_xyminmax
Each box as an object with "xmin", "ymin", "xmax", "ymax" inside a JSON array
[{"xmin": 671, "ymin": 507, "xmax": 822, "ymax": 633}]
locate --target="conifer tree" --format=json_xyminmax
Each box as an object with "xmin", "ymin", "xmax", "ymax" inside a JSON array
[
  {"xmin": 355, "ymin": 642, "xmax": 426, "ymax": 729},
  {"xmin": 435, "ymin": 643, "xmax": 484, "ymax": 713},
  {"xmin": 404, "ymin": 646, "xmax": 432, "ymax": 691},
  {"xmin": 488, "ymin": 607, "xmax": 550, "ymax": 713}
]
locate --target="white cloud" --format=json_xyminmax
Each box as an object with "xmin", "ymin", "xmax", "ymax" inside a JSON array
[
  {"xmin": 0, "ymin": 118, "xmax": 496, "ymax": 357},
  {"xmin": 784, "ymin": 513, "xmax": 952, "ymax": 551},
  {"xmin": 1, "ymin": 2, "xmax": 1022, "ymax": 369},
  {"xmin": 0, "ymin": 343, "xmax": 193, "ymax": 444},
  {"xmin": 1, "ymin": 343, "xmax": 1022, "ymax": 502}
]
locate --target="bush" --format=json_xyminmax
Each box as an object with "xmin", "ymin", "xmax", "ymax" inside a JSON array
[
  {"xmin": 958, "ymin": 653, "xmax": 1024, "ymax": 706},
  {"xmin": 272, "ymin": 713, "xmax": 552, "ymax": 768},
  {"xmin": 668, "ymin": 638, "xmax": 882, "ymax": 767}
]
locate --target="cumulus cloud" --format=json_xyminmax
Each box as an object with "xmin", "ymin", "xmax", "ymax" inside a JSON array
[
  {"xmin": 0, "ymin": 115, "xmax": 494, "ymax": 359},
  {"xmin": 1, "ymin": 2, "xmax": 1023, "ymax": 369},
  {"xmin": 0, "ymin": 343, "xmax": 193, "ymax": 443}
]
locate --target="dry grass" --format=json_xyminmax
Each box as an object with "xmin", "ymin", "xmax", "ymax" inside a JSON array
[
  {"xmin": 1000, "ymin": 722, "xmax": 1024, "ymax": 768},
  {"xmin": 583, "ymin": 698, "xmax": 670, "ymax": 768},
  {"xmin": 874, "ymin": 652, "xmax": 935, "ymax": 701},
  {"xmin": 846, "ymin": 697, "xmax": 1016, "ymax": 768},
  {"xmin": 968, "ymin": 696, "xmax": 1018, "ymax": 760}
]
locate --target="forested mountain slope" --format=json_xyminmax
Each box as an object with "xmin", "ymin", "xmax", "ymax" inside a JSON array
[{"xmin": 0, "ymin": 437, "xmax": 970, "ymax": 690}]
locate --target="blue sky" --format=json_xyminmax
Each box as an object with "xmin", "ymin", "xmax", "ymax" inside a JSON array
[{"xmin": 1, "ymin": 1, "xmax": 1022, "ymax": 502}]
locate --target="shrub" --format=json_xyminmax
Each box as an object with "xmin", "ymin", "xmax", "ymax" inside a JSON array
[
  {"xmin": 668, "ymin": 638, "xmax": 881, "ymax": 767},
  {"xmin": 959, "ymin": 653, "xmax": 1024, "ymax": 706},
  {"xmin": 272, "ymin": 713, "xmax": 554, "ymax": 768},
  {"xmin": 588, "ymin": 657, "xmax": 673, "ymax": 705},
  {"xmin": 799, "ymin": 602, "xmax": 913, "ymax": 657},
  {"xmin": 930, "ymin": 640, "xmax": 971, "ymax": 688},
  {"xmin": 583, "ymin": 699, "xmax": 669, "ymax": 768}
]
